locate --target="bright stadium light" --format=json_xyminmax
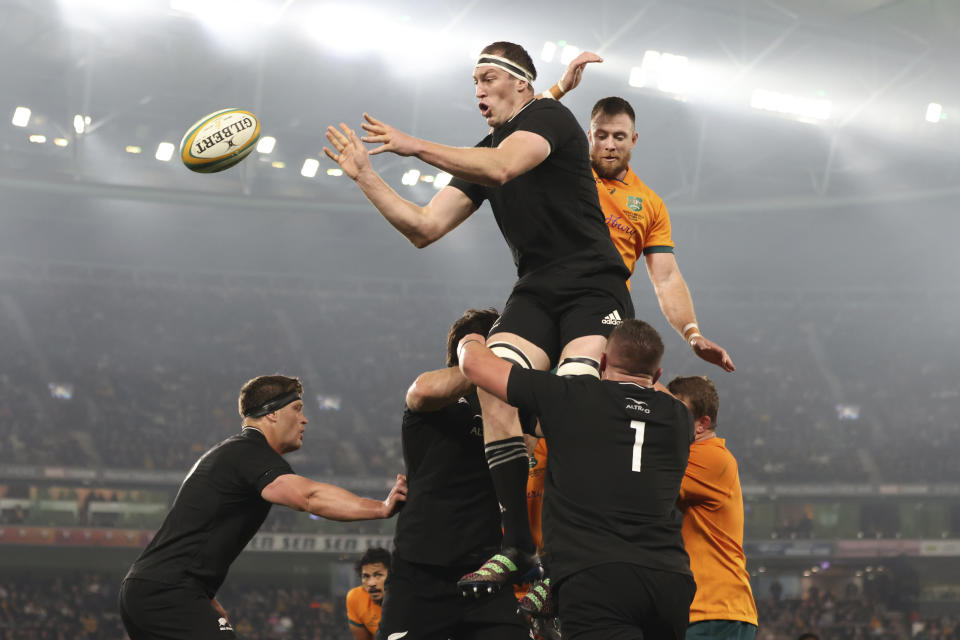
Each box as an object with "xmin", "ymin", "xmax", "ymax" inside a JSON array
[
  {"xmin": 300, "ymin": 158, "xmax": 319, "ymax": 177},
  {"xmin": 629, "ymin": 50, "xmax": 690, "ymax": 95},
  {"xmin": 125, "ymin": 145, "xmax": 142, "ymax": 154},
  {"xmin": 12, "ymin": 107, "xmax": 31, "ymax": 127},
  {"xmin": 256, "ymin": 136, "xmax": 276, "ymax": 153},
  {"xmin": 28, "ymin": 134, "xmax": 46, "ymax": 144},
  {"xmin": 559, "ymin": 44, "xmax": 580, "ymax": 65},
  {"xmin": 326, "ymin": 167, "xmax": 343, "ymax": 177},
  {"xmin": 74, "ymin": 114, "xmax": 87, "ymax": 134},
  {"xmin": 750, "ymin": 88, "xmax": 832, "ymax": 121},
  {"xmin": 271, "ymin": 160, "xmax": 285, "ymax": 169},
  {"xmin": 53, "ymin": 138, "xmax": 69, "ymax": 147},
  {"xmin": 420, "ymin": 174, "xmax": 434, "ymax": 183},
  {"xmin": 433, "ymin": 171, "xmax": 452, "ymax": 189},
  {"xmin": 401, "ymin": 169, "xmax": 421, "ymax": 186},
  {"xmin": 155, "ymin": 142, "xmax": 175, "ymax": 161},
  {"xmin": 540, "ymin": 41, "xmax": 557, "ymax": 63},
  {"xmin": 925, "ymin": 102, "xmax": 943, "ymax": 123}
]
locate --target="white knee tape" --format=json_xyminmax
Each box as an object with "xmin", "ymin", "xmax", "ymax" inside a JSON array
[
  {"xmin": 557, "ymin": 356, "xmax": 600, "ymax": 378},
  {"xmin": 489, "ymin": 342, "xmax": 533, "ymax": 369}
]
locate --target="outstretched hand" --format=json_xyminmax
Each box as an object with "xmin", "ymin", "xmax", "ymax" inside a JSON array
[
  {"xmin": 323, "ymin": 122, "xmax": 371, "ymax": 181},
  {"xmin": 559, "ymin": 51, "xmax": 603, "ymax": 94},
  {"xmin": 690, "ymin": 336, "xmax": 736, "ymax": 372},
  {"xmin": 361, "ymin": 113, "xmax": 420, "ymax": 157},
  {"xmin": 382, "ymin": 473, "xmax": 408, "ymax": 517}
]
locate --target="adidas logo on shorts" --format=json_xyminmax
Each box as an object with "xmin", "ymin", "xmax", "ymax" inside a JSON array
[{"xmin": 601, "ymin": 310, "xmax": 623, "ymax": 326}]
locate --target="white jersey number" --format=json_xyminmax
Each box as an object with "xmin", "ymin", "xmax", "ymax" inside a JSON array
[{"xmin": 630, "ymin": 420, "xmax": 646, "ymax": 472}]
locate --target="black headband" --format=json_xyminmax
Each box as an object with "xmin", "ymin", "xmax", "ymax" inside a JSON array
[{"xmin": 243, "ymin": 390, "xmax": 301, "ymax": 418}]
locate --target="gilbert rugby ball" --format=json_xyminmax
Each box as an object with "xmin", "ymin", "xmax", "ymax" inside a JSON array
[{"xmin": 180, "ymin": 108, "xmax": 260, "ymax": 173}]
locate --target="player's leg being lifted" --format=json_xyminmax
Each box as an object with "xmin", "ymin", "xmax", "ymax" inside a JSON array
[{"xmin": 459, "ymin": 331, "xmax": 550, "ymax": 595}]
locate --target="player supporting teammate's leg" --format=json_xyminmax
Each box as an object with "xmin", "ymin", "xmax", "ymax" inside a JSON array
[
  {"xmin": 459, "ymin": 330, "xmax": 551, "ymax": 595},
  {"xmin": 458, "ymin": 321, "xmax": 611, "ymax": 595}
]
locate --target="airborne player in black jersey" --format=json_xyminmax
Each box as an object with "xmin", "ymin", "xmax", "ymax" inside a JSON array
[
  {"xmin": 119, "ymin": 375, "xmax": 407, "ymax": 640},
  {"xmin": 456, "ymin": 319, "xmax": 697, "ymax": 640},
  {"xmin": 324, "ymin": 40, "xmax": 632, "ymax": 589},
  {"xmin": 376, "ymin": 309, "xmax": 528, "ymax": 640}
]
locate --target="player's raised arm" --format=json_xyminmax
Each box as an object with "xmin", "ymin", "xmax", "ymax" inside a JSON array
[
  {"xmin": 261, "ymin": 473, "xmax": 407, "ymax": 521},
  {"xmin": 324, "ymin": 122, "xmax": 477, "ymax": 248},
  {"xmin": 644, "ymin": 252, "xmax": 735, "ymax": 372},
  {"xmin": 360, "ymin": 113, "xmax": 550, "ymax": 187},
  {"xmin": 538, "ymin": 51, "xmax": 604, "ymax": 100}
]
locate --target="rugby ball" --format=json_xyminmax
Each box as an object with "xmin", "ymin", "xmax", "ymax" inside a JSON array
[{"xmin": 179, "ymin": 108, "xmax": 260, "ymax": 173}]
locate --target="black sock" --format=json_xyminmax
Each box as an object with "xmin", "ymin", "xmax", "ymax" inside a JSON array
[{"xmin": 485, "ymin": 436, "xmax": 535, "ymax": 555}]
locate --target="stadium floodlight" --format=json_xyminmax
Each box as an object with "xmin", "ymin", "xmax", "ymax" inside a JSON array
[
  {"xmin": 155, "ymin": 142, "xmax": 175, "ymax": 161},
  {"xmin": 12, "ymin": 107, "xmax": 31, "ymax": 127},
  {"xmin": 750, "ymin": 88, "xmax": 832, "ymax": 121},
  {"xmin": 271, "ymin": 161, "xmax": 285, "ymax": 169},
  {"xmin": 256, "ymin": 136, "xmax": 276, "ymax": 153},
  {"xmin": 433, "ymin": 171, "xmax": 452, "ymax": 189},
  {"xmin": 125, "ymin": 145, "xmax": 142, "ymax": 154},
  {"xmin": 326, "ymin": 167, "xmax": 343, "ymax": 177},
  {"xmin": 28, "ymin": 134, "xmax": 46, "ymax": 144},
  {"xmin": 401, "ymin": 169, "xmax": 421, "ymax": 186},
  {"xmin": 925, "ymin": 102, "xmax": 943, "ymax": 123},
  {"xmin": 74, "ymin": 114, "xmax": 86, "ymax": 134},
  {"xmin": 420, "ymin": 174, "xmax": 434, "ymax": 183},
  {"xmin": 629, "ymin": 50, "xmax": 690, "ymax": 95},
  {"xmin": 300, "ymin": 158, "xmax": 319, "ymax": 177},
  {"xmin": 53, "ymin": 138, "xmax": 69, "ymax": 147},
  {"xmin": 540, "ymin": 41, "xmax": 557, "ymax": 63},
  {"xmin": 559, "ymin": 44, "xmax": 580, "ymax": 65}
]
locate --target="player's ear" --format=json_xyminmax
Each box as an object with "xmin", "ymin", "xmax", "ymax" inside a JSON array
[{"xmin": 598, "ymin": 353, "xmax": 608, "ymax": 376}]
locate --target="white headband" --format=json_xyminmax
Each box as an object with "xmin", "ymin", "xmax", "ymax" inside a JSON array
[{"xmin": 475, "ymin": 53, "xmax": 534, "ymax": 84}]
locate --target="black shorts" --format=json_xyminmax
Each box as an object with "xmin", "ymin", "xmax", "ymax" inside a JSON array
[
  {"xmin": 376, "ymin": 554, "xmax": 528, "ymax": 640},
  {"xmin": 555, "ymin": 564, "xmax": 696, "ymax": 640},
  {"xmin": 491, "ymin": 261, "xmax": 633, "ymax": 366},
  {"xmin": 120, "ymin": 578, "xmax": 236, "ymax": 640}
]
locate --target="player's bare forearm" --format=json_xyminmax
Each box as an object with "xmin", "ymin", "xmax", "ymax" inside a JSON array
[
  {"xmin": 211, "ymin": 597, "xmax": 228, "ymax": 621},
  {"xmin": 406, "ymin": 366, "xmax": 474, "ymax": 412},
  {"xmin": 457, "ymin": 334, "xmax": 512, "ymax": 403},
  {"xmin": 263, "ymin": 474, "xmax": 407, "ymax": 520},
  {"xmin": 645, "ymin": 253, "xmax": 698, "ymax": 336},
  {"xmin": 416, "ymin": 140, "xmax": 516, "ymax": 187},
  {"xmin": 654, "ymin": 270, "xmax": 698, "ymax": 337},
  {"xmin": 305, "ymin": 481, "xmax": 406, "ymax": 521},
  {"xmin": 646, "ymin": 253, "xmax": 735, "ymax": 371},
  {"xmin": 353, "ymin": 169, "xmax": 436, "ymax": 246}
]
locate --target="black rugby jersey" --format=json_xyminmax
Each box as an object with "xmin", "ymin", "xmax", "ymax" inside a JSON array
[
  {"xmin": 394, "ymin": 392, "xmax": 502, "ymax": 566},
  {"xmin": 450, "ymin": 99, "xmax": 628, "ymax": 279},
  {"xmin": 125, "ymin": 428, "xmax": 293, "ymax": 595},
  {"xmin": 506, "ymin": 369, "xmax": 693, "ymax": 585}
]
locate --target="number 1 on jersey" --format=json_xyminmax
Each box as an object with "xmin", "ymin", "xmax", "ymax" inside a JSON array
[{"xmin": 630, "ymin": 420, "xmax": 646, "ymax": 472}]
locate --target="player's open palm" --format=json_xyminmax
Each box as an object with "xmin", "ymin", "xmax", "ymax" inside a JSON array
[
  {"xmin": 691, "ymin": 336, "xmax": 736, "ymax": 372},
  {"xmin": 323, "ymin": 123, "xmax": 370, "ymax": 181},
  {"xmin": 560, "ymin": 51, "xmax": 603, "ymax": 93},
  {"xmin": 361, "ymin": 113, "xmax": 419, "ymax": 157}
]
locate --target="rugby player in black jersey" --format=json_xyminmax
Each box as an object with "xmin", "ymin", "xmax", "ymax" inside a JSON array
[
  {"xmin": 456, "ymin": 319, "xmax": 697, "ymax": 640},
  {"xmin": 375, "ymin": 308, "xmax": 528, "ymax": 640},
  {"xmin": 119, "ymin": 375, "xmax": 407, "ymax": 640},
  {"xmin": 324, "ymin": 40, "xmax": 632, "ymax": 590}
]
